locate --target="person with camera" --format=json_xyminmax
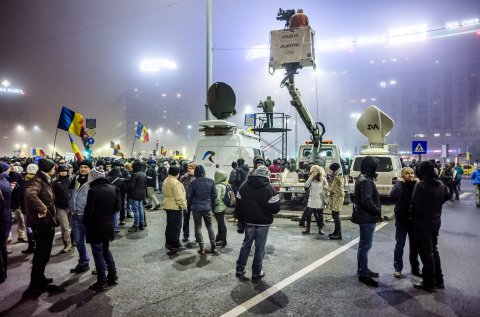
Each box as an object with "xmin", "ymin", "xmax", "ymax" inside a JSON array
[
  {"xmin": 259, "ymin": 96, "xmax": 275, "ymax": 128},
  {"xmin": 234, "ymin": 165, "xmax": 280, "ymax": 280},
  {"xmin": 302, "ymin": 165, "xmax": 329, "ymax": 235},
  {"xmin": 289, "ymin": 9, "xmax": 309, "ymax": 28}
]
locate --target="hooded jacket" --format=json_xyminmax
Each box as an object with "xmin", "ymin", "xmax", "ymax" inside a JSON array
[
  {"xmin": 353, "ymin": 156, "xmax": 382, "ymax": 224},
  {"xmin": 186, "ymin": 165, "xmax": 217, "ymax": 212},
  {"xmin": 234, "ymin": 173, "xmax": 280, "ymax": 225},
  {"xmin": 83, "ymin": 177, "xmax": 120, "ymax": 243},
  {"xmin": 126, "ymin": 163, "xmax": 147, "ymax": 200},
  {"xmin": 214, "ymin": 170, "xmax": 228, "ymax": 213},
  {"xmin": 411, "ymin": 161, "xmax": 449, "ymax": 224}
]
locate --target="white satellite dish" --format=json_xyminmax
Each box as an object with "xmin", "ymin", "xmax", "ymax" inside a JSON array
[{"xmin": 356, "ymin": 105, "xmax": 394, "ymax": 148}]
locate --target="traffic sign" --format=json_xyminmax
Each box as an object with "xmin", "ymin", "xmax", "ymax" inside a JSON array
[
  {"xmin": 86, "ymin": 129, "xmax": 96, "ymax": 138},
  {"xmin": 87, "ymin": 137, "xmax": 95, "ymax": 145},
  {"xmin": 244, "ymin": 114, "xmax": 255, "ymax": 127},
  {"xmin": 412, "ymin": 141, "xmax": 427, "ymax": 154}
]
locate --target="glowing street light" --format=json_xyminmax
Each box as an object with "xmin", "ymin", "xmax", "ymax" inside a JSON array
[
  {"xmin": 16, "ymin": 125, "xmax": 25, "ymax": 132},
  {"xmin": 139, "ymin": 59, "xmax": 177, "ymax": 72}
]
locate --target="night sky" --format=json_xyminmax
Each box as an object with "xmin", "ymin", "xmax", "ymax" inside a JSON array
[{"xmin": 0, "ymin": 0, "xmax": 478, "ymax": 157}]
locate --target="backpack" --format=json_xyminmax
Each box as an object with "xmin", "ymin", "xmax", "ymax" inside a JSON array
[{"xmin": 222, "ymin": 183, "xmax": 236, "ymax": 207}]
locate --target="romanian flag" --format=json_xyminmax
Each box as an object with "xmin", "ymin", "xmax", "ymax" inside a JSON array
[
  {"xmin": 68, "ymin": 134, "xmax": 84, "ymax": 162},
  {"xmin": 135, "ymin": 122, "xmax": 149, "ymax": 143},
  {"xmin": 111, "ymin": 141, "xmax": 124, "ymax": 158},
  {"xmin": 57, "ymin": 106, "xmax": 85, "ymax": 138},
  {"xmin": 32, "ymin": 148, "xmax": 45, "ymax": 157},
  {"xmin": 161, "ymin": 146, "xmax": 167, "ymax": 156}
]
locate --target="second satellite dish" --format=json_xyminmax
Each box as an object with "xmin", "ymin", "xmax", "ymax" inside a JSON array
[{"xmin": 207, "ymin": 82, "xmax": 236, "ymax": 120}]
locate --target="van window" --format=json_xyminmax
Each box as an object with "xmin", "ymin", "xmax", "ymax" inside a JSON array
[
  {"xmin": 352, "ymin": 156, "xmax": 394, "ymax": 172},
  {"xmin": 302, "ymin": 147, "xmax": 334, "ymax": 158}
]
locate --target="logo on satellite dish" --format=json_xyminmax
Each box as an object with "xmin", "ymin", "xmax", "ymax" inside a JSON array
[
  {"xmin": 202, "ymin": 150, "xmax": 216, "ymax": 163},
  {"xmin": 367, "ymin": 124, "xmax": 379, "ymax": 130}
]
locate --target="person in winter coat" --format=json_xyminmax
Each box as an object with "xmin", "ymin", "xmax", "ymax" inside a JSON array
[
  {"xmin": 411, "ymin": 160, "xmax": 450, "ymax": 292},
  {"xmin": 52, "ymin": 164, "xmax": 72, "ymax": 253},
  {"xmin": 179, "ymin": 162, "xmax": 196, "ymax": 242},
  {"xmin": 7, "ymin": 164, "xmax": 27, "ymax": 243},
  {"xmin": 234, "ymin": 165, "xmax": 280, "ymax": 279},
  {"xmin": 83, "ymin": 166, "xmax": 120, "ymax": 292},
  {"xmin": 302, "ymin": 165, "xmax": 329, "ymax": 235},
  {"xmin": 186, "ymin": 165, "xmax": 217, "ymax": 254},
  {"xmin": 454, "ymin": 163, "xmax": 464, "ymax": 192},
  {"xmin": 68, "ymin": 159, "xmax": 92, "ymax": 274},
  {"xmin": 0, "ymin": 163, "xmax": 12, "ymax": 283},
  {"xmin": 24, "ymin": 158, "xmax": 60, "ymax": 295},
  {"xmin": 21, "ymin": 164, "xmax": 38, "ymax": 254},
  {"xmin": 352, "ymin": 156, "xmax": 382, "ymax": 287},
  {"xmin": 107, "ymin": 161, "xmax": 126, "ymax": 230},
  {"xmin": 327, "ymin": 163, "xmax": 345, "ymax": 239},
  {"xmin": 471, "ymin": 164, "xmax": 480, "ymax": 207},
  {"xmin": 127, "ymin": 161, "xmax": 147, "ymax": 232},
  {"xmin": 213, "ymin": 169, "xmax": 229, "ymax": 247},
  {"xmin": 157, "ymin": 161, "xmax": 168, "ymax": 194},
  {"xmin": 228, "ymin": 162, "xmax": 239, "ymax": 193},
  {"xmin": 439, "ymin": 163, "xmax": 458, "ymax": 200},
  {"xmin": 145, "ymin": 161, "xmax": 160, "ymax": 210},
  {"xmin": 390, "ymin": 167, "xmax": 421, "ymax": 278},
  {"xmin": 162, "ymin": 166, "xmax": 187, "ymax": 252}
]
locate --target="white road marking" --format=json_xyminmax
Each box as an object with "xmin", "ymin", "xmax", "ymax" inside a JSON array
[
  {"xmin": 459, "ymin": 192, "xmax": 471, "ymax": 199},
  {"xmin": 221, "ymin": 221, "xmax": 389, "ymax": 317}
]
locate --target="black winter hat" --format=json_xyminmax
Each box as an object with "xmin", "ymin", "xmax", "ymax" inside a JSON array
[
  {"xmin": 57, "ymin": 164, "xmax": 69, "ymax": 172},
  {"xmin": 329, "ymin": 162, "xmax": 341, "ymax": 172},
  {"xmin": 79, "ymin": 159, "xmax": 93, "ymax": 169},
  {"xmin": 417, "ymin": 160, "xmax": 436, "ymax": 179},
  {"xmin": 38, "ymin": 158, "xmax": 56, "ymax": 173}
]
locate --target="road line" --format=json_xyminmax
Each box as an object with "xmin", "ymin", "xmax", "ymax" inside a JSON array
[
  {"xmin": 221, "ymin": 221, "xmax": 389, "ymax": 317},
  {"xmin": 459, "ymin": 192, "xmax": 471, "ymax": 199}
]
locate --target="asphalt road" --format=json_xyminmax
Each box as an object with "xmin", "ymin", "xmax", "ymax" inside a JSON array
[{"xmin": 1, "ymin": 183, "xmax": 479, "ymax": 317}]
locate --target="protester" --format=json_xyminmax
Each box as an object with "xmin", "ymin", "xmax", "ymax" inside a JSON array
[
  {"xmin": 163, "ymin": 166, "xmax": 187, "ymax": 252},
  {"xmin": 213, "ymin": 169, "xmax": 229, "ymax": 247},
  {"xmin": 24, "ymin": 158, "xmax": 60, "ymax": 295},
  {"xmin": 8, "ymin": 163, "xmax": 27, "ymax": 243},
  {"xmin": 390, "ymin": 167, "xmax": 421, "ymax": 278},
  {"xmin": 327, "ymin": 163, "xmax": 345, "ymax": 240},
  {"xmin": 127, "ymin": 161, "xmax": 147, "ymax": 232},
  {"xmin": 145, "ymin": 160, "xmax": 160, "ymax": 210},
  {"xmin": 439, "ymin": 163, "xmax": 458, "ymax": 200},
  {"xmin": 411, "ymin": 161, "xmax": 450, "ymax": 292},
  {"xmin": 472, "ymin": 164, "xmax": 480, "ymax": 208},
  {"xmin": 0, "ymin": 162, "xmax": 13, "ymax": 283},
  {"xmin": 179, "ymin": 162, "xmax": 196, "ymax": 242},
  {"xmin": 69, "ymin": 159, "xmax": 92, "ymax": 274},
  {"xmin": 157, "ymin": 161, "xmax": 168, "ymax": 194},
  {"xmin": 352, "ymin": 157, "xmax": 382, "ymax": 287},
  {"xmin": 52, "ymin": 164, "xmax": 73, "ymax": 253},
  {"xmin": 228, "ymin": 162, "xmax": 239, "ymax": 193},
  {"xmin": 21, "ymin": 164, "xmax": 38, "ymax": 254},
  {"xmin": 454, "ymin": 163, "xmax": 464, "ymax": 192},
  {"xmin": 186, "ymin": 165, "xmax": 217, "ymax": 255},
  {"xmin": 234, "ymin": 165, "xmax": 280, "ymax": 279},
  {"xmin": 83, "ymin": 166, "xmax": 120, "ymax": 292},
  {"xmin": 107, "ymin": 160, "xmax": 126, "ymax": 231},
  {"xmin": 302, "ymin": 165, "xmax": 329, "ymax": 235}
]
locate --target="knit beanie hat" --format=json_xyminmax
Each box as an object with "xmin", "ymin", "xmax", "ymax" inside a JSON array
[
  {"xmin": 79, "ymin": 159, "xmax": 93, "ymax": 169},
  {"xmin": 88, "ymin": 166, "xmax": 105, "ymax": 182},
  {"xmin": 38, "ymin": 158, "xmax": 56, "ymax": 173},
  {"xmin": 0, "ymin": 162, "xmax": 10, "ymax": 173},
  {"xmin": 253, "ymin": 165, "xmax": 270, "ymax": 178},
  {"xmin": 27, "ymin": 163, "xmax": 39, "ymax": 175},
  {"xmin": 58, "ymin": 164, "xmax": 69, "ymax": 172},
  {"xmin": 188, "ymin": 162, "xmax": 197, "ymax": 170},
  {"xmin": 329, "ymin": 162, "xmax": 341, "ymax": 172},
  {"xmin": 401, "ymin": 167, "xmax": 414, "ymax": 178}
]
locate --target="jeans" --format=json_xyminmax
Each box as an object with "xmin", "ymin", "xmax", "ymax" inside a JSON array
[
  {"xmin": 192, "ymin": 211, "xmax": 216, "ymax": 247},
  {"xmin": 357, "ymin": 223, "xmax": 376, "ymax": 277},
  {"xmin": 447, "ymin": 183, "xmax": 459, "ymax": 199},
  {"xmin": 265, "ymin": 112, "xmax": 273, "ymax": 128},
  {"xmin": 146, "ymin": 187, "xmax": 160, "ymax": 207},
  {"xmin": 393, "ymin": 220, "xmax": 420, "ymax": 272},
  {"xmin": 30, "ymin": 225, "xmax": 54, "ymax": 288},
  {"xmin": 455, "ymin": 179, "xmax": 461, "ymax": 192},
  {"xmin": 114, "ymin": 210, "xmax": 120, "ymax": 232},
  {"xmin": 165, "ymin": 210, "xmax": 182, "ymax": 248},
  {"xmin": 71, "ymin": 214, "xmax": 89, "ymax": 267},
  {"xmin": 182, "ymin": 209, "xmax": 191, "ymax": 240},
  {"xmin": 90, "ymin": 241, "xmax": 116, "ymax": 284},
  {"xmin": 57, "ymin": 208, "xmax": 72, "ymax": 248},
  {"xmin": 236, "ymin": 225, "xmax": 269, "ymax": 275},
  {"xmin": 415, "ymin": 221, "xmax": 443, "ymax": 288},
  {"xmin": 214, "ymin": 212, "xmax": 227, "ymax": 242},
  {"xmin": 129, "ymin": 199, "xmax": 145, "ymax": 227}
]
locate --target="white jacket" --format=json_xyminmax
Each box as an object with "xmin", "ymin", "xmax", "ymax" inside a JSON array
[{"xmin": 305, "ymin": 176, "xmax": 329, "ymax": 209}]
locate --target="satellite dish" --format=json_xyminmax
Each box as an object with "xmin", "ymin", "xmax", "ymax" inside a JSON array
[
  {"xmin": 356, "ymin": 105, "xmax": 394, "ymax": 148},
  {"xmin": 207, "ymin": 82, "xmax": 236, "ymax": 120}
]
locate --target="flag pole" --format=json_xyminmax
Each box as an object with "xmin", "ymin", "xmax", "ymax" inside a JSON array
[
  {"xmin": 130, "ymin": 137, "xmax": 137, "ymax": 158},
  {"xmin": 52, "ymin": 128, "xmax": 59, "ymax": 158}
]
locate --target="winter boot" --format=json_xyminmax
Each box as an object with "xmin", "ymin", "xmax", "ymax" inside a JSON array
[
  {"xmin": 210, "ymin": 244, "xmax": 218, "ymax": 254},
  {"xmin": 198, "ymin": 245, "xmax": 206, "ymax": 255},
  {"xmin": 22, "ymin": 231, "xmax": 36, "ymax": 254}
]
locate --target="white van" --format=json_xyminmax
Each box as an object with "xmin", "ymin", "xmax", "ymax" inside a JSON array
[
  {"xmin": 193, "ymin": 120, "xmax": 264, "ymax": 179},
  {"xmin": 348, "ymin": 148, "xmax": 403, "ymax": 197}
]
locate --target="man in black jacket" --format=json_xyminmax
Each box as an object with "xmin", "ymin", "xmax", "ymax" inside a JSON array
[
  {"xmin": 127, "ymin": 161, "xmax": 147, "ymax": 232},
  {"xmin": 52, "ymin": 164, "xmax": 72, "ymax": 253},
  {"xmin": 353, "ymin": 156, "xmax": 382, "ymax": 287},
  {"xmin": 108, "ymin": 160, "xmax": 126, "ymax": 227},
  {"xmin": 234, "ymin": 165, "xmax": 280, "ymax": 279},
  {"xmin": 83, "ymin": 166, "xmax": 120, "ymax": 292},
  {"xmin": 411, "ymin": 160, "xmax": 449, "ymax": 292},
  {"xmin": 145, "ymin": 161, "xmax": 160, "ymax": 210}
]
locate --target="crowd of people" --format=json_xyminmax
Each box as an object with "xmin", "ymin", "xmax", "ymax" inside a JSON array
[{"xmin": 0, "ymin": 153, "xmax": 479, "ymax": 296}]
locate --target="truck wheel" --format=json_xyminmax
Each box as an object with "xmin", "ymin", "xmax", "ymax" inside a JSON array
[{"xmin": 283, "ymin": 193, "xmax": 292, "ymax": 200}]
